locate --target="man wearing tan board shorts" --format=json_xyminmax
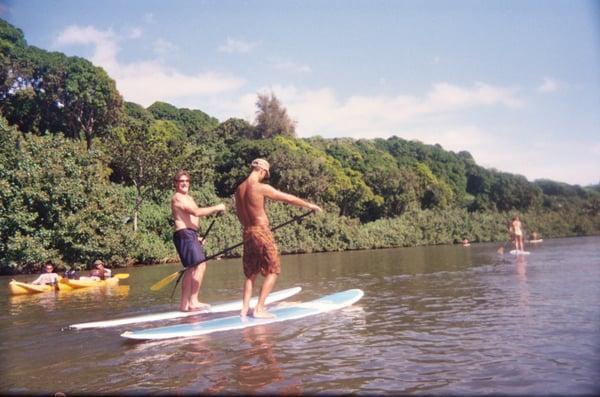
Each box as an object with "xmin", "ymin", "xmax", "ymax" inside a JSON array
[{"xmin": 235, "ymin": 158, "xmax": 322, "ymax": 318}]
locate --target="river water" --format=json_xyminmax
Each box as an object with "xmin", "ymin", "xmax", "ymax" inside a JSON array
[{"xmin": 1, "ymin": 236, "xmax": 599, "ymax": 395}]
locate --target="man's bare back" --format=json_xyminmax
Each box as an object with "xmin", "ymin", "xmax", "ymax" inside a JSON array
[{"xmin": 235, "ymin": 179, "xmax": 270, "ymax": 228}]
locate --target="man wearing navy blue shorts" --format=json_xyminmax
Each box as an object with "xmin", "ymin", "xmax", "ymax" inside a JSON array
[{"xmin": 171, "ymin": 170, "xmax": 226, "ymax": 312}]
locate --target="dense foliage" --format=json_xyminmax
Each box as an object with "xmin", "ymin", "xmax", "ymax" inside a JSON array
[{"xmin": 1, "ymin": 19, "xmax": 599, "ymax": 274}]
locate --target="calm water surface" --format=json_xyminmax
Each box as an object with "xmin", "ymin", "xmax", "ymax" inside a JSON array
[{"xmin": 1, "ymin": 236, "xmax": 599, "ymax": 395}]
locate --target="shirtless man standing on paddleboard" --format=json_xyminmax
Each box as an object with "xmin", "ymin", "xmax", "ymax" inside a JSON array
[
  {"xmin": 511, "ymin": 215, "xmax": 525, "ymax": 252},
  {"xmin": 172, "ymin": 170, "xmax": 226, "ymax": 312},
  {"xmin": 235, "ymin": 159, "xmax": 322, "ymax": 318}
]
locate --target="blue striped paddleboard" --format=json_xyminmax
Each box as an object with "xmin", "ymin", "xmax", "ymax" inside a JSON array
[
  {"xmin": 121, "ymin": 289, "xmax": 364, "ymax": 340},
  {"xmin": 510, "ymin": 250, "xmax": 530, "ymax": 255},
  {"xmin": 70, "ymin": 287, "xmax": 301, "ymax": 330}
]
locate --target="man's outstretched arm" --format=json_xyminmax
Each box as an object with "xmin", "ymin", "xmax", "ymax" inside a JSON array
[{"xmin": 263, "ymin": 185, "xmax": 322, "ymax": 212}]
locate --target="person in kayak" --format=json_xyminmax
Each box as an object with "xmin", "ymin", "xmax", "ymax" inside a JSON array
[
  {"xmin": 95, "ymin": 260, "xmax": 111, "ymax": 278},
  {"xmin": 31, "ymin": 263, "xmax": 60, "ymax": 285},
  {"xmin": 235, "ymin": 158, "xmax": 322, "ymax": 319},
  {"xmin": 86, "ymin": 259, "xmax": 112, "ymax": 280},
  {"xmin": 171, "ymin": 170, "xmax": 227, "ymax": 312}
]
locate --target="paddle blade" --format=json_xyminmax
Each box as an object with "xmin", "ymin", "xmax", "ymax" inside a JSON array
[
  {"xmin": 150, "ymin": 271, "xmax": 180, "ymax": 291},
  {"xmin": 113, "ymin": 273, "xmax": 130, "ymax": 279}
]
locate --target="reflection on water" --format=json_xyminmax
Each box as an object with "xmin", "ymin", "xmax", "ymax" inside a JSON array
[
  {"xmin": 8, "ymin": 285, "xmax": 130, "ymax": 316},
  {"xmin": 515, "ymin": 255, "xmax": 530, "ymax": 310},
  {"xmin": 1, "ymin": 236, "xmax": 599, "ymax": 395},
  {"xmin": 9, "ymin": 291, "xmax": 59, "ymax": 313},
  {"xmin": 235, "ymin": 325, "xmax": 284, "ymax": 392}
]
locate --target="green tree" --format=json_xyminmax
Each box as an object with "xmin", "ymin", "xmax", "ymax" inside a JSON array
[
  {"xmin": 254, "ymin": 92, "xmax": 296, "ymax": 138},
  {"xmin": 107, "ymin": 103, "xmax": 187, "ymax": 231},
  {"xmin": 0, "ymin": 116, "xmax": 134, "ymax": 274},
  {"xmin": 147, "ymin": 101, "xmax": 219, "ymax": 138},
  {"xmin": 0, "ymin": 19, "xmax": 29, "ymax": 99},
  {"xmin": 215, "ymin": 117, "xmax": 256, "ymax": 144},
  {"xmin": 0, "ymin": 20, "xmax": 123, "ymax": 150},
  {"xmin": 58, "ymin": 57, "xmax": 123, "ymax": 150},
  {"xmin": 215, "ymin": 138, "xmax": 277, "ymax": 196}
]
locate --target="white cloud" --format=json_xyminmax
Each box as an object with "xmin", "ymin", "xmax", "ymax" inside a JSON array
[
  {"xmin": 243, "ymin": 82, "xmax": 524, "ymax": 139},
  {"xmin": 55, "ymin": 25, "xmax": 119, "ymax": 70},
  {"xmin": 480, "ymin": 139, "xmax": 600, "ymax": 185},
  {"xmin": 427, "ymin": 82, "xmax": 523, "ymax": 109},
  {"xmin": 218, "ymin": 37, "xmax": 258, "ymax": 54},
  {"xmin": 153, "ymin": 38, "xmax": 177, "ymax": 58},
  {"xmin": 128, "ymin": 27, "xmax": 143, "ymax": 39},
  {"xmin": 195, "ymin": 81, "xmax": 523, "ymax": 141},
  {"xmin": 54, "ymin": 25, "xmax": 244, "ymax": 106},
  {"xmin": 538, "ymin": 77, "xmax": 560, "ymax": 94},
  {"xmin": 270, "ymin": 60, "xmax": 312, "ymax": 73}
]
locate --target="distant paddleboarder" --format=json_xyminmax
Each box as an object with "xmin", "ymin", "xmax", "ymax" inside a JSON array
[
  {"xmin": 235, "ymin": 159, "xmax": 322, "ymax": 319},
  {"xmin": 511, "ymin": 215, "xmax": 525, "ymax": 252},
  {"xmin": 171, "ymin": 170, "xmax": 226, "ymax": 312}
]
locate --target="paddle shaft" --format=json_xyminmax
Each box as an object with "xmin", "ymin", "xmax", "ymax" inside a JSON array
[
  {"xmin": 205, "ymin": 209, "xmax": 314, "ymax": 263},
  {"xmin": 202, "ymin": 219, "xmax": 217, "ymax": 241}
]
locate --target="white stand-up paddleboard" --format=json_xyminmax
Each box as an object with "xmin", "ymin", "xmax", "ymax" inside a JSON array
[
  {"xmin": 121, "ymin": 289, "xmax": 364, "ymax": 340},
  {"xmin": 70, "ymin": 287, "xmax": 301, "ymax": 330},
  {"xmin": 510, "ymin": 250, "xmax": 530, "ymax": 255}
]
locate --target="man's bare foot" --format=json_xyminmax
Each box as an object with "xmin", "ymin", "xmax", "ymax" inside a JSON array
[
  {"xmin": 251, "ymin": 310, "xmax": 276, "ymax": 319},
  {"xmin": 189, "ymin": 302, "xmax": 210, "ymax": 311},
  {"xmin": 180, "ymin": 306, "xmax": 205, "ymax": 312},
  {"xmin": 240, "ymin": 307, "xmax": 249, "ymax": 318}
]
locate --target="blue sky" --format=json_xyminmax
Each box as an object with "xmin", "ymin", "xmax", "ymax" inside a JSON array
[{"xmin": 2, "ymin": 0, "xmax": 599, "ymax": 186}]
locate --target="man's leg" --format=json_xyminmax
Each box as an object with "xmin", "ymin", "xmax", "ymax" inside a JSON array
[
  {"xmin": 241, "ymin": 274, "xmax": 256, "ymax": 317},
  {"xmin": 519, "ymin": 236, "xmax": 525, "ymax": 251},
  {"xmin": 180, "ymin": 267, "xmax": 193, "ymax": 311},
  {"xmin": 189, "ymin": 262, "xmax": 207, "ymax": 309},
  {"xmin": 252, "ymin": 273, "xmax": 277, "ymax": 318}
]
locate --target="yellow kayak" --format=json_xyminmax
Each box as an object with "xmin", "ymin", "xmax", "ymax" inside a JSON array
[
  {"xmin": 9, "ymin": 274, "xmax": 128, "ymax": 295},
  {"xmin": 9, "ymin": 280, "xmax": 58, "ymax": 295},
  {"xmin": 59, "ymin": 275, "xmax": 121, "ymax": 289}
]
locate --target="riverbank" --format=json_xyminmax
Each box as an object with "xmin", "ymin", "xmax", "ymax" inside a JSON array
[{"xmin": 6, "ymin": 220, "xmax": 598, "ymax": 276}]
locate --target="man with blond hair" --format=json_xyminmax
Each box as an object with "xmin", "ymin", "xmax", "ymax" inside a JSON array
[
  {"xmin": 172, "ymin": 170, "xmax": 226, "ymax": 312},
  {"xmin": 235, "ymin": 159, "xmax": 322, "ymax": 318}
]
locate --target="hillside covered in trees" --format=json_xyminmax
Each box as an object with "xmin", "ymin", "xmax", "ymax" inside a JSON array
[{"xmin": 1, "ymin": 19, "xmax": 599, "ymax": 274}]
